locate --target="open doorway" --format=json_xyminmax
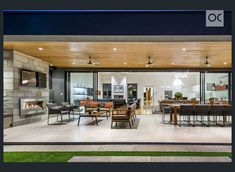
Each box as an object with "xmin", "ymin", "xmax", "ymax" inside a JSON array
[{"xmin": 143, "ymin": 86, "xmax": 154, "ymax": 106}]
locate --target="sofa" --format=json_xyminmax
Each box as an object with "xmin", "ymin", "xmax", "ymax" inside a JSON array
[{"xmin": 84, "ymin": 101, "xmax": 113, "ymax": 116}]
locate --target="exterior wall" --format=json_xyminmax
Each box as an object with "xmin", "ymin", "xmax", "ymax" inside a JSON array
[
  {"xmin": 52, "ymin": 69, "xmax": 65, "ymax": 105},
  {"xmin": 8, "ymin": 50, "xmax": 49, "ymax": 126}
]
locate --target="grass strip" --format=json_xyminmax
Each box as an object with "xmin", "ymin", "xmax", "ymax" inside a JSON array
[{"xmin": 4, "ymin": 151, "xmax": 232, "ymax": 162}]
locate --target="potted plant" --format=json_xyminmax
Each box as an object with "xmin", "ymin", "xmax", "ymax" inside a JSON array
[{"xmin": 174, "ymin": 92, "xmax": 183, "ymax": 100}]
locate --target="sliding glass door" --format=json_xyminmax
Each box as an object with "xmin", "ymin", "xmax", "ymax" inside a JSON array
[
  {"xmin": 66, "ymin": 71, "xmax": 232, "ymax": 105},
  {"xmin": 205, "ymin": 73, "xmax": 229, "ymax": 103},
  {"xmin": 200, "ymin": 72, "xmax": 232, "ymax": 104}
]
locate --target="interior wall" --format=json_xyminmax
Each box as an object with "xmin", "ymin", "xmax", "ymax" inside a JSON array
[
  {"xmin": 111, "ymin": 74, "xmax": 127, "ymax": 100},
  {"xmin": 98, "ymin": 73, "xmax": 128, "ymax": 100},
  {"xmin": 98, "ymin": 72, "xmax": 200, "ymax": 105},
  {"xmin": 98, "ymin": 73, "xmax": 111, "ymax": 99}
]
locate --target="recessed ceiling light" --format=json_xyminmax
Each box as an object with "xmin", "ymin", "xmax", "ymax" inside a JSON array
[
  {"xmin": 171, "ymin": 62, "xmax": 175, "ymax": 65},
  {"xmin": 38, "ymin": 47, "xmax": 43, "ymax": 51},
  {"xmin": 224, "ymin": 62, "xmax": 227, "ymax": 65},
  {"xmin": 49, "ymin": 64, "xmax": 53, "ymax": 66},
  {"xmin": 207, "ymin": 64, "xmax": 211, "ymax": 67},
  {"xmin": 113, "ymin": 48, "xmax": 117, "ymax": 51},
  {"xmin": 72, "ymin": 62, "xmax": 76, "ymax": 65},
  {"xmin": 182, "ymin": 48, "xmax": 186, "ymax": 51},
  {"xmin": 123, "ymin": 62, "xmax": 127, "ymax": 65}
]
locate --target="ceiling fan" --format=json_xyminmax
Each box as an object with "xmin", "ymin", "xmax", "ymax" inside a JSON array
[
  {"xmin": 88, "ymin": 56, "xmax": 93, "ymax": 64},
  {"xmin": 145, "ymin": 56, "xmax": 155, "ymax": 67},
  {"xmin": 204, "ymin": 56, "xmax": 211, "ymax": 67},
  {"xmin": 88, "ymin": 56, "xmax": 100, "ymax": 66}
]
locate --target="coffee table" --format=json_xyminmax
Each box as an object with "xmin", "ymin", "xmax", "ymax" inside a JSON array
[{"xmin": 77, "ymin": 111, "xmax": 108, "ymax": 126}]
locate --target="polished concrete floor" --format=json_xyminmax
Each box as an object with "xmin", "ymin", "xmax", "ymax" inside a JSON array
[{"xmin": 4, "ymin": 113, "xmax": 231, "ymax": 143}]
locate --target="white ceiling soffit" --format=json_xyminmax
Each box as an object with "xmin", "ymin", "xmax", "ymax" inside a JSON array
[{"xmin": 4, "ymin": 35, "xmax": 231, "ymax": 42}]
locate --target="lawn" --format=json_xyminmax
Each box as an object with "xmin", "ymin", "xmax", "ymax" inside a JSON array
[{"xmin": 4, "ymin": 151, "xmax": 232, "ymax": 162}]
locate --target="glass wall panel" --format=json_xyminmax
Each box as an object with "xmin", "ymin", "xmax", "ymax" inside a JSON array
[
  {"xmin": 205, "ymin": 73, "xmax": 229, "ymax": 103},
  {"xmin": 229, "ymin": 72, "xmax": 232, "ymax": 104},
  {"xmin": 200, "ymin": 72, "xmax": 205, "ymax": 103},
  {"xmin": 70, "ymin": 73, "xmax": 93, "ymax": 104}
]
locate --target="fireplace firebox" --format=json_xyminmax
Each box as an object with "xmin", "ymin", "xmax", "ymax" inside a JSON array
[
  {"xmin": 114, "ymin": 95, "xmax": 124, "ymax": 99},
  {"xmin": 20, "ymin": 98, "xmax": 45, "ymax": 115}
]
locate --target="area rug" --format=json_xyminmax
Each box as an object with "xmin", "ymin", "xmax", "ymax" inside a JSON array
[{"xmin": 86, "ymin": 119, "xmax": 103, "ymax": 125}]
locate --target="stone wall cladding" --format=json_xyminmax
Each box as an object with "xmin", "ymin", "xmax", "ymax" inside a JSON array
[
  {"xmin": 4, "ymin": 50, "xmax": 14, "ymax": 120},
  {"xmin": 12, "ymin": 50, "xmax": 49, "ymax": 126}
]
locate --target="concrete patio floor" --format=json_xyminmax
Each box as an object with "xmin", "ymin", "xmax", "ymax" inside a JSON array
[
  {"xmin": 4, "ymin": 114, "xmax": 231, "ymax": 143},
  {"xmin": 68, "ymin": 156, "xmax": 232, "ymax": 162},
  {"xmin": 4, "ymin": 144, "xmax": 232, "ymax": 152}
]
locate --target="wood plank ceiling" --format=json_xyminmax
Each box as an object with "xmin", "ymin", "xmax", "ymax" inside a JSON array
[{"xmin": 4, "ymin": 41, "xmax": 231, "ymax": 68}]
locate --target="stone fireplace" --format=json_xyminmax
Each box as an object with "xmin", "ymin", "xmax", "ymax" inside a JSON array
[
  {"xmin": 114, "ymin": 95, "xmax": 124, "ymax": 99},
  {"xmin": 20, "ymin": 98, "xmax": 45, "ymax": 116},
  {"xmin": 4, "ymin": 50, "xmax": 50, "ymax": 126}
]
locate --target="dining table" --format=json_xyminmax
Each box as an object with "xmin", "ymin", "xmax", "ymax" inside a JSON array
[
  {"xmin": 167, "ymin": 103, "xmax": 231, "ymax": 126},
  {"xmin": 168, "ymin": 104, "xmax": 181, "ymax": 126}
]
